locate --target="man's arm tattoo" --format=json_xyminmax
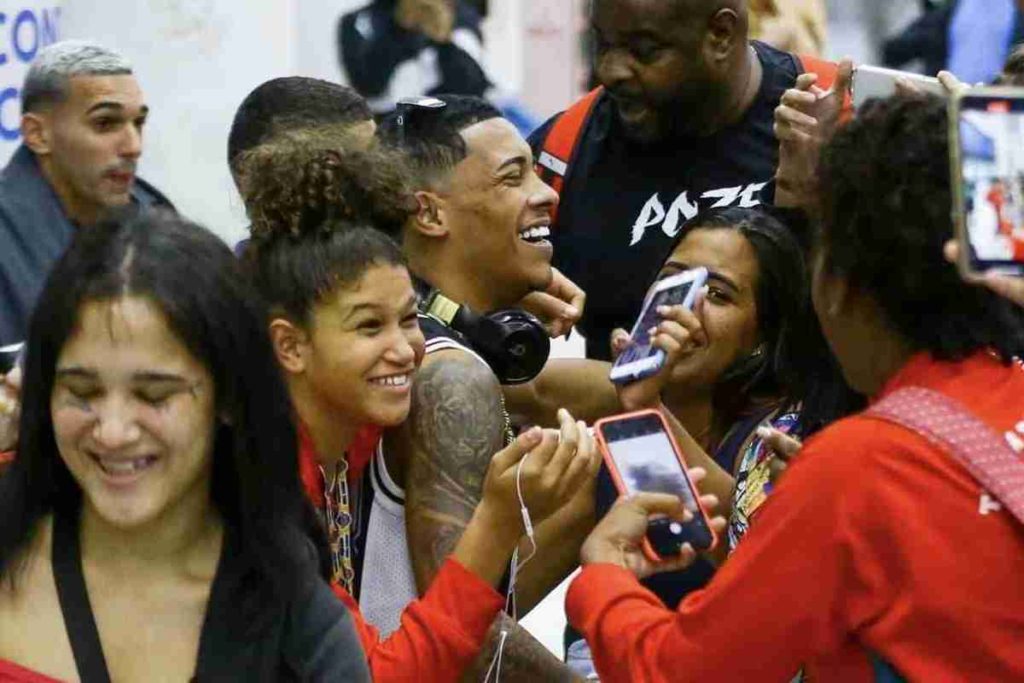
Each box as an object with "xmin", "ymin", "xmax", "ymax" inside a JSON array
[
  {"xmin": 463, "ymin": 616, "xmax": 577, "ymax": 683},
  {"xmin": 402, "ymin": 353, "xmax": 578, "ymax": 681},
  {"xmin": 403, "ymin": 353, "xmax": 506, "ymax": 589}
]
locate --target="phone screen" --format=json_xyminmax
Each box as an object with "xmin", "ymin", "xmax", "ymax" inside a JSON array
[
  {"xmin": 601, "ymin": 413, "xmax": 713, "ymax": 552},
  {"xmin": 613, "ymin": 279, "xmax": 697, "ymax": 371},
  {"xmin": 959, "ymin": 95, "xmax": 1024, "ymax": 274}
]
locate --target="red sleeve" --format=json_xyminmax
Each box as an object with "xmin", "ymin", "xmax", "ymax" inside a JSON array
[
  {"xmin": 332, "ymin": 558, "xmax": 504, "ymax": 683},
  {"xmin": 0, "ymin": 451, "xmax": 12, "ymax": 477},
  {"xmin": 797, "ymin": 54, "xmax": 854, "ymax": 119},
  {"xmin": 566, "ymin": 418, "xmax": 883, "ymax": 683},
  {"xmin": 0, "ymin": 658, "xmax": 64, "ymax": 683}
]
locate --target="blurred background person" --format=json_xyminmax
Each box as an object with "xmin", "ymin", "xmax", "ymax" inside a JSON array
[
  {"xmin": 883, "ymin": 0, "xmax": 1024, "ymax": 82},
  {"xmin": 338, "ymin": 0, "xmax": 491, "ymax": 115},
  {"xmin": 749, "ymin": 0, "xmax": 829, "ymax": 55}
]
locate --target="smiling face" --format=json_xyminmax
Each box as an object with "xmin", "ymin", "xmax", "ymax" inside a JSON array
[
  {"xmin": 592, "ymin": 0, "xmax": 716, "ymax": 143},
  {"xmin": 25, "ymin": 74, "xmax": 148, "ymax": 224},
  {"xmin": 302, "ymin": 264, "xmax": 426, "ymax": 428},
  {"xmin": 51, "ymin": 296, "xmax": 216, "ymax": 531},
  {"xmin": 655, "ymin": 227, "xmax": 761, "ymax": 398},
  {"xmin": 438, "ymin": 117, "xmax": 559, "ymax": 306}
]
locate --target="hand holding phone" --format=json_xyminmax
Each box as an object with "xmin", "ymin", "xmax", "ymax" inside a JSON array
[
  {"xmin": 950, "ymin": 87, "xmax": 1024, "ymax": 277},
  {"xmin": 594, "ymin": 410, "xmax": 718, "ymax": 564},
  {"xmin": 581, "ymin": 491, "xmax": 702, "ymax": 578},
  {"xmin": 609, "ymin": 268, "xmax": 707, "ymax": 385},
  {"xmin": 613, "ymin": 298, "xmax": 708, "ymax": 413}
]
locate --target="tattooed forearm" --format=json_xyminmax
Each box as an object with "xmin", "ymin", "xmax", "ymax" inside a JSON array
[
  {"xmin": 401, "ymin": 352, "xmax": 507, "ymax": 589},
  {"xmin": 400, "ymin": 352, "xmax": 578, "ymax": 681},
  {"xmin": 464, "ymin": 615, "xmax": 577, "ymax": 683}
]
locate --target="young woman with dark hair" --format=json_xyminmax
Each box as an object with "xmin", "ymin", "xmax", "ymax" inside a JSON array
[
  {"xmin": 239, "ymin": 139, "xmax": 598, "ymax": 682},
  {"xmin": 611, "ymin": 208, "xmax": 859, "ymax": 548},
  {"xmin": 507, "ymin": 207, "xmax": 857, "ymax": 549},
  {"xmin": 0, "ymin": 209, "xmax": 369, "ymax": 681},
  {"xmin": 568, "ymin": 95, "xmax": 1024, "ymax": 681},
  {"xmin": 505, "ymin": 206, "xmax": 857, "ymax": 671}
]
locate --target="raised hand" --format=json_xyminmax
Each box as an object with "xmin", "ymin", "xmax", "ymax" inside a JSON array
[
  {"xmin": 518, "ymin": 267, "xmax": 585, "ymax": 339},
  {"xmin": 615, "ymin": 298, "xmax": 708, "ymax": 413},
  {"xmin": 481, "ymin": 408, "xmax": 600, "ymax": 530},
  {"xmin": 944, "ymin": 239, "xmax": 1024, "ymax": 309},
  {"xmin": 773, "ymin": 58, "xmax": 853, "ymax": 209}
]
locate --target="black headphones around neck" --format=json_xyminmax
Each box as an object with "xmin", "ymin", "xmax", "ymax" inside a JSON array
[{"xmin": 420, "ymin": 288, "xmax": 550, "ymax": 385}]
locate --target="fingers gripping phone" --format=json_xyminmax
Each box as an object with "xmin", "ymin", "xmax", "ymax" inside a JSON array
[
  {"xmin": 852, "ymin": 65, "xmax": 945, "ymax": 109},
  {"xmin": 595, "ymin": 410, "xmax": 717, "ymax": 562},
  {"xmin": 951, "ymin": 87, "xmax": 1024, "ymax": 277},
  {"xmin": 608, "ymin": 268, "xmax": 707, "ymax": 384}
]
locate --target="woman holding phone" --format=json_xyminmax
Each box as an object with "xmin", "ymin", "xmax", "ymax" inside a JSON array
[
  {"xmin": 0, "ymin": 209, "xmax": 369, "ymax": 681},
  {"xmin": 568, "ymin": 94, "xmax": 1024, "ymax": 683},
  {"xmin": 239, "ymin": 138, "xmax": 598, "ymax": 682}
]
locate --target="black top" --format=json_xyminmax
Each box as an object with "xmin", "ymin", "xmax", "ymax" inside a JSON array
[
  {"xmin": 51, "ymin": 505, "xmax": 370, "ymax": 682},
  {"xmin": 338, "ymin": 0, "xmax": 490, "ymax": 112},
  {"xmin": 0, "ymin": 145, "xmax": 174, "ymax": 346},
  {"xmin": 529, "ymin": 42, "xmax": 804, "ymax": 360}
]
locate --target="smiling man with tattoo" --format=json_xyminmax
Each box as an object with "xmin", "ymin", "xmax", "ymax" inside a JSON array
[{"xmin": 375, "ymin": 95, "xmax": 596, "ymax": 681}]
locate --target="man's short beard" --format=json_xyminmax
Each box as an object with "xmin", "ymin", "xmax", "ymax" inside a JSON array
[
  {"xmin": 659, "ymin": 79, "xmax": 728, "ymax": 140},
  {"xmin": 615, "ymin": 71, "xmax": 728, "ymax": 144}
]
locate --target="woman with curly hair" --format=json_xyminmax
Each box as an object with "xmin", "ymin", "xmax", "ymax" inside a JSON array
[
  {"xmin": 236, "ymin": 132, "xmax": 599, "ymax": 682},
  {"xmin": 567, "ymin": 95, "xmax": 1024, "ymax": 681}
]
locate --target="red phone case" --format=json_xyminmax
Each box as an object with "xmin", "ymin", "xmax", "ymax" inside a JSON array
[{"xmin": 594, "ymin": 408, "xmax": 718, "ymax": 562}]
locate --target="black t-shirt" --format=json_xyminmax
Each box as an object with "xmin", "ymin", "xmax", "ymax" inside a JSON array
[{"xmin": 529, "ymin": 42, "xmax": 804, "ymax": 360}]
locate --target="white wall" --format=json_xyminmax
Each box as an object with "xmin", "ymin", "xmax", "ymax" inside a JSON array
[
  {"xmin": 296, "ymin": 0, "xmax": 356, "ymax": 84},
  {"xmin": 47, "ymin": 0, "xmax": 578, "ymax": 243},
  {"xmin": 60, "ymin": 0, "xmax": 296, "ymax": 244},
  {"xmin": 482, "ymin": 0, "xmax": 524, "ymax": 94},
  {"xmin": 0, "ymin": 1, "xmax": 63, "ymax": 164}
]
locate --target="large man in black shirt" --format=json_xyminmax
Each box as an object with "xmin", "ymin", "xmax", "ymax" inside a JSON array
[{"xmin": 529, "ymin": 0, "xmax": 837, "ymax": 359}]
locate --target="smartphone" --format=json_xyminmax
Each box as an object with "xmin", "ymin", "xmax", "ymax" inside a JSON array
[
  {"xmin": 595, "ymin": 410, "xmax": 717, "ymax": 562},
  {"xmin": 951, "ymin": 87, "xmax": 1024, "ymax": 277},
  {"xmin": 852, "ymin": 65, "xmax": 945, "ymax": 109},
  {"xmin": 608, "ymin": 268, "xmax": 707, "ymax": 385},
  {"xmin": 0, "ymin": 342, "xmax": 24, "ymax": 375}
]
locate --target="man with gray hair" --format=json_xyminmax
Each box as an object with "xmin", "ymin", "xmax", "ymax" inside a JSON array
[{"xmin": 0, "ymin": 40, "xmax": 171, "ymax": 346}]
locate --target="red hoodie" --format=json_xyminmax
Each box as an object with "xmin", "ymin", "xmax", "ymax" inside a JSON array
[{"xmin": 567, "ymin": 352, "xmax": 1024, "ymax": 682}]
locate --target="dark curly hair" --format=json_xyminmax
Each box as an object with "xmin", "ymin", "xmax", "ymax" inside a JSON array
[
  {"xmin": 817, "ymin": 94, "xmax": 1024, "ymax": 362},
  {"xmin": 237, "ymin": 132, "xmax": 413, "ymax": 328},
  {"xmin": 238, "ymin": 130, "xmax": 415, "ymax": 241}
]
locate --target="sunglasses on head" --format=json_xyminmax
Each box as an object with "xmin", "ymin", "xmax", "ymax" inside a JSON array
[{"xmin": 395, "ymin": 96, "xmax": 447, "ymax": 143}]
